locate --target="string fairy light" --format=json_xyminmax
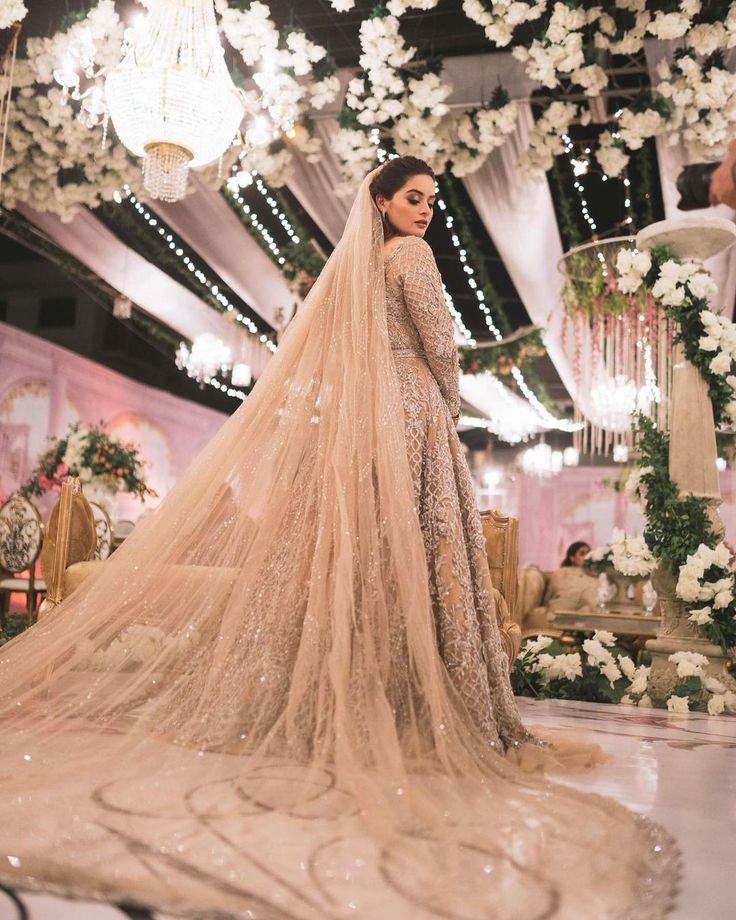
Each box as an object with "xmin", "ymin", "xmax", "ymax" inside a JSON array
[{"xmin": 118, "ymin": 185, "xmax": 277, "ymax": 354}]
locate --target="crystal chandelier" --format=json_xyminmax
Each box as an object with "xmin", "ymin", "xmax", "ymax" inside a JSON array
[
  {"xmin": 104, "ymin": 0, "xmax": 246, "ymax": 202},
  {"xmin": 519, "ymin": 442, "xmax": 563, "ymax": 479},
  {"xmin": 176, "ymin": 333, "xmax": 232, "ymax": 382}
]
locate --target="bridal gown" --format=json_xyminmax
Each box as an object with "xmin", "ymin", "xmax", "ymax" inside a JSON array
[
  {"xmin": 0, "ymin": 170, "xmax": 679, "ymax": 919},
  {"xmin": 385, "ymin": 234, "xmax": 529, "ymax": 750}
]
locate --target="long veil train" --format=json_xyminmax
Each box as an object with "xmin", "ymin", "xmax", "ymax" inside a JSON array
[{"xmin": 0, "ymin": 169, "xmax": 678, "ymax": 918}]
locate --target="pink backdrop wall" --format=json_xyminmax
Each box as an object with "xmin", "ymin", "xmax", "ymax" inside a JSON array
[{"xmin": 0, "ymin": 322, "xmax": 227, "ymax": 520}]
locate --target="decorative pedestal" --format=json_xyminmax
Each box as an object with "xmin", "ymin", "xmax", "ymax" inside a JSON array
[
  {"xmin": 636, "ymin": 218, "xmax": 736, "ymax": 703},
  {"xmin": 605, "ymin": 571, "xmax": 642, "ymax": 611},
  {"xmin": 646, "ymin": 566, "xmax": 735, "ymax": 702}
]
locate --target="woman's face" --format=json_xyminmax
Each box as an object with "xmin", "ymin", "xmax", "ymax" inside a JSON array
[
  {"xmin": 376, "ymin": 174, "xmax": 436, "ymax": 238},
  {"xmin": 571, "ymin": 545, "xmax": 590, "ymax": 567}
]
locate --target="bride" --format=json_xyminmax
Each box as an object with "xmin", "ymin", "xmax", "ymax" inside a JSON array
[{"xmin": 0, "ymin": 157, "xmax": 677, "ymax": 918}]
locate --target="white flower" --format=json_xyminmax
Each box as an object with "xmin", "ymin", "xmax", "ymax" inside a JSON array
[
  {"xmin": 601, "ymin": 660, "xmax": 623, "ymax": 686},
  {"xmin": 629, "ymin": 666, "xmax": 650, "ymax": 697},
  {"xmin": 546, "ymin": 652, "xmax": 583, "ymax": 682},
  {"xmin": 583, "ymin": 638, "xmax": 608, "ymax": 666},
  {"xmin": 708, "ymin": 694, "xmax": 726, "ymax": 715},
  {"xmin": 596, "ymin": 134, "xmax": 630, "ymax": 178},
  {"xmin": 592, "ymin": 629, "xmax": 617, "ymax": 648},
  {"xmin": 699, "ymin": 335, "xmax": 720, "ymax": 352},
  {"xmin": 669, "ymin": 650, "xmax": 709, "ymax": 678},
  {"xmin": 648, "ymin": 12, "xmax": 691, "ymax": 40},
  {"xmin": 619, "ymin": 655, "xmax": 636, "ymax": 680},
  {"xmin": 666, "ymin": 695, "xmax": 691, "ymax": 713},
  {"xmin": 0, "ymin": 0, "xmax": 26, "ymax": 30},
  {"xmin": 523, "ymin": 635, "xmax": 554, "ymax": 656},
  {"xmin": 709, "ymin": 351, "xmax": 733, "ymax": 376},
  {"xmin": 620, "ymin": 694, "xmax": 635, "ymax": 706},
  {"xmin": 638, "ymin": 694, "xmax": 654, "ymax": 709},
  {"xmin": 688, "ymin": 606, "xmax": 714, "ymax": 625},
  {"xmin": 704, "ymin": 675, "xmax": 727, "ymax": 694},
  {"xmin": 688, "ymin": 272, "xmax": 717, "ymax": 302}
]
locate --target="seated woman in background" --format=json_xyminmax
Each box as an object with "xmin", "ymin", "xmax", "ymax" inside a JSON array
[
  {"xmin": 561, "ymin": 541, "xmax": 590, "ymax": 568},
  {"xmin": 543, "ymin": 540, "xmax": 598, "ymax": 611}
]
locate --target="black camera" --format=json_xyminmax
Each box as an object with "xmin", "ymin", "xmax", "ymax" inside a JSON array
[{"xmin": 676, "ymin": 162, "xmax": 719, "ymax": 211}]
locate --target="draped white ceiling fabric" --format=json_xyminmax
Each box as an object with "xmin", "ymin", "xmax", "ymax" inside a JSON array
[
  {"xmin": 149, "ymin": 173, "xmax": 296, "ymax": 328},
  {"xmin": 644, "ymin": 40, "xmax": 736, "ymax": 317},
  {"xmin": 459, "ymin": 372, "xmax": 545, "ymax": 443},
  {"xmin": 18, "ymin": 51, "xmax": 736, "ymax": 404},
  {"xmin": 18, "ymin": 202, "xmax": 271, "ymax": 377},
  {"xmin": 460, "ymin": 104, "xmax": 587, "ymax": 414}
]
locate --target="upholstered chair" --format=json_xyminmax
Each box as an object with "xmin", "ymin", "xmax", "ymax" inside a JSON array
[
  {"xmin": 0, "ymin": 492, "xmax": 45, "ymax": 623},
  {"xmin": 479, "ymin": 509, "xmax": 523, "ymax": 670}
]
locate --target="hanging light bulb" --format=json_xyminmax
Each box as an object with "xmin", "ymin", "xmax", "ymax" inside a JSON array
[{"xmin": 105, "ymin": 0, "xmax": 246, "ymax": 202}]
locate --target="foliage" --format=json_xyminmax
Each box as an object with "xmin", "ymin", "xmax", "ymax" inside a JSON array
[
  {"xmin": 633, "ymin": 415, "xmax": 715, "ymax": 572},
  {"xmin": 20, "ymin": 423, "xmax": 156, "ymax": 501},
  {"xmin": 511, "ymin": 637, "xmax": 634, "ymax": 705},
  {"xmin": 0, "ymin": 616, "xmax": 30, "ymax": 646}
]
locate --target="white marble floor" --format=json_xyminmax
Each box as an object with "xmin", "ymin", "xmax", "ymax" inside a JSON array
[
  {"xmin": 1, "ymin": 698, "xmax": 733, "ymax": 920},
  {"xmin": 518, "ymin": 697, "xmax": 736, "ymax": 920}
]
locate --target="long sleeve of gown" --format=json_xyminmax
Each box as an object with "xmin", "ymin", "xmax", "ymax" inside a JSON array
[{"xmin": 398, "ymin": 237, "xmax": 461, "ymax": 420}]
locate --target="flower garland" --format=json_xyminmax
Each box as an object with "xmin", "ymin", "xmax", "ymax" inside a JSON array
[{"xmin": 615, "ymin": 244, "xmax": 734, "ymax": 426}]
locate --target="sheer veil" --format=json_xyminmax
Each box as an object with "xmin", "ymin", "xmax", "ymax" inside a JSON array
[{"xmin": 0, "ymin": 168, "xmax": 678, "ymax": 918}]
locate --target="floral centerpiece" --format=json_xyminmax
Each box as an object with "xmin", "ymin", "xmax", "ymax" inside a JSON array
[{"xmin": 20, "ymin": 423, "xmax": 156, "ymax": 509}]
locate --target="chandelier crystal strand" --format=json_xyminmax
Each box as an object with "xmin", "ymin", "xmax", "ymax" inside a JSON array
[{"xmin": 105, "ymin": 0, "xmax": 246, "ymax": 202}]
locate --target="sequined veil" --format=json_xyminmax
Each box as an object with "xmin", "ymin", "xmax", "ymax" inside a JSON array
[{"xmin": 0, "ymin": 167, "xmax": 678, "ymax": 918}]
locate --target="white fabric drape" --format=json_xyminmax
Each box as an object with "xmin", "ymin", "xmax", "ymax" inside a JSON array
[
  {"xmin": 644, "ymin": 40, "xmax": 736, "ymax": 317},
  {"xmin": 18, "ymin": 202, "xmax": 271, "ymax": 377},
  {"xmin": 461, "ymin": 105, "xmax": 590, "ymax": 414},
  {"xmin": 150, "ymin": 174, "xmax": 296, "ymax": 328}
]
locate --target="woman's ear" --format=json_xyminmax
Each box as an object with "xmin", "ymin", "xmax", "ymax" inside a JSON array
[{"xmin": 375, "ymin": 194, "xmax": 387, "ymax": 212}]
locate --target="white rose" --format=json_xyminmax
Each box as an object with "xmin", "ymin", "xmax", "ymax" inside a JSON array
[
  {"xmin": 688, "ymin": 272, "xmax": 717, "ymax": 301},
  {"xmin": 707, "ymin": 694, "xmax": 726, "ymax": 715},
  {"xmin": 592, "ymin": 629, "xmax": 617, "ymax": 647},
  {"xmin": 619, "ymin": 655, "xmax": 636, "ymax": 680},
  {"xmin": 620, "ymin": 694, "xmax": 635, "ymax": 706},
  {"xmin": 601, "ymin": 660, "xmax": 622, "ymax": 686},
  {"xmin": 709, "ymin": 351, "xmax": 732, "ymax": 376},
  {"xmin": 713, "ymin": 588, "xmax": 734, "ymax": 609},
  {"xmin": 583, "ymin": 638, "xmax": 611, "ymax": 667},
  {"xmin": 638, "ymin": 694, "xmax": 654, "ymax": 709},
  {"xmin": 629, "ymin": 667, "xmax": 650, "ymax": 697},
  {"xmin": 688, "ymin": 606, "xmax": 714, "ymax": 625},
  {"xmin": 704, "ymin": 675, "xmax": 727, "ymax": 694},
  {"xmin": 666, "ymin": 695, "xmax": 691, "ymax": 713},
  {"xmin": 714, "ymin": 542, "xmax": 734, "ymax": 569},
  {"xmin": 524, "ymin": 635, "xmax": 554, "ymax": 656},
  {"xmin": 699, "ymin": 335, "xmax": 720, "ymax": 352},
  {"xmin": 669, "ymin": 650, "xmax": 709, "ymax": 678},
  {"xmin": 79, "ymin": 466, "xmax": 93, "ymax": 483}
]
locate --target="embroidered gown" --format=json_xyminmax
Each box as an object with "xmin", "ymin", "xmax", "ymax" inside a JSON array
[{"xmin": 385, "ymin": 234, "xmax": 529, "ymax": 749}]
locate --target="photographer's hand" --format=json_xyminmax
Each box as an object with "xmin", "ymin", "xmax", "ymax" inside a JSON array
[{"xmin": 709, "ymin": 139, "xmax": 736, "ymax": 209}]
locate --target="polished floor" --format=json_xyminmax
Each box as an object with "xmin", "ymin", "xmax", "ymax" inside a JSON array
[{"xmin": 1, "ymin": 697, "xmax": 733, "ymax": 920}]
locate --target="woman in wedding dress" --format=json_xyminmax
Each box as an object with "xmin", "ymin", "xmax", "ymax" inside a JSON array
[{"xmin": 0, "ymin": 158, "xmax": 678, "ymax": 918}]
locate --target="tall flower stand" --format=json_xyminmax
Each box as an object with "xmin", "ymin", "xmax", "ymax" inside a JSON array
[{"xmin": 637, "ymin": 218, "xmax": 736, "ymax": 702}]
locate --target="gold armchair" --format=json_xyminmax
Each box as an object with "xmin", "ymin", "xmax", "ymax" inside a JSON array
[
  {"xmin": 38, "ymin": 478, "xmax": 99, "ymax": 619},
  {"xmin": 480, "ymin": 509, "xmax": 523, "ymax": 669}
]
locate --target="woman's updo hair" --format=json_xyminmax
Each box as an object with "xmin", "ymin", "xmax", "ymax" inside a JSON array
[{"xmin": 369, "ymin": 155, "xmax": 435, "ymax": 204}]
